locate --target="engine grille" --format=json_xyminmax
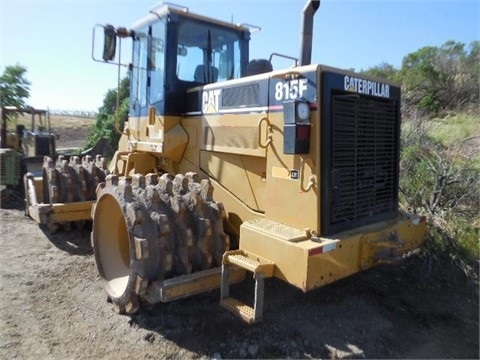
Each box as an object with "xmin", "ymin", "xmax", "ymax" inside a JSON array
[
  {"xmin": 328, "ymin": 93, "xmax": 399, "ymax": 231},
  {"xmin": 222, "ymin": 84, "xmax": 260, "ymax": 108}
]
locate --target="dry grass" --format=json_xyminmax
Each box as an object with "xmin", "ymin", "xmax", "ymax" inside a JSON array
[{"xmin": 11, "ymin": 114, "xmax": 94, "ymax": 130}]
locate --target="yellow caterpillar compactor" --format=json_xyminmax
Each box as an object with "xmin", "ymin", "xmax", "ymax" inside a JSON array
[{"xmin": 31, "ymin": 0, "xmax": 427, "ymax": 323}]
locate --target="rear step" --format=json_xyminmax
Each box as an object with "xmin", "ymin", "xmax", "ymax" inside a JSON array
[
  {"xmin": 143, "ymin": 266, "xmax": 246, "ymax": 304},
  {"xmin": 220, "ymin": 250, "xmax": 274, "ymax": 324}
]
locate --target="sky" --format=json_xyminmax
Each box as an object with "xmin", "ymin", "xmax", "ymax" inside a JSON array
[{"xmin": 1, "ymin": 0, "xmax": 478, "ymax": 112}]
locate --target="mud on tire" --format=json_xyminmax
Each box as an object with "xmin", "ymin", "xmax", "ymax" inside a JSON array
[
  {"xmin": 91, "ymin": 172, "xmax": 230, "ymax": 314},
  {"xmin": 42, "ymin": 154, "xmax": 108, "ymax": 204}
]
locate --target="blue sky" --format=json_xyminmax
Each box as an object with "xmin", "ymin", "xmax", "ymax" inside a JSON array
[{"xmin": 1, "ymin": 0, "xmax": 478, "ymax": 111}]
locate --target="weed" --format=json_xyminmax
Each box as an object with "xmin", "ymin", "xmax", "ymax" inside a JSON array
[{"xmin": 400, "ymin": 113, "xmax": 480, "ymax": 277}]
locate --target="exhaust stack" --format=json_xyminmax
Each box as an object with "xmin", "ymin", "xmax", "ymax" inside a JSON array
[{"xmin": 299, "ymin": 0, "xmax": 320, "ymax": 66}]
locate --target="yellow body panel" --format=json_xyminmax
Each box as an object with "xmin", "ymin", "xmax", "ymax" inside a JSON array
[
  {"xmin": 6, "ymin": 133, "xmax": 21, "ymax": 152},
  {"xmin": 239, "ymin": 214, "xmax": 426, "ymax": 291},
  {"xmin": 263, "ymin": 109, "xmax": 319, "ymax": 231},
  {"xmin": 26, "ymin": 200, "xmax": 94, "ymax": 224},
  {"xmin": 116, "ymin": 112, "xmax": 188, "ymax": 170},
  {"xmin": 201, "ymin": 113, "xmax": 267, "ymax": 157},
  {"xmin": 200, "ymin": 151, "xmax": 266, "ymax": 211},
  {"xmin": 179, "ymin": 115, "xmax": 269, "ymax": 232},
  {"xmin": 25, "ymin": 174, "xmax": 94, "ymax": 226}
]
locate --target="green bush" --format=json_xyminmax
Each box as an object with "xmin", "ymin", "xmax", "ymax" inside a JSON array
[
  {"xmin": 362, "ymin": 41, "xmax": 479, "ymax": 116},
  {"xmin": 400, "ymin": 115, "xmax": 480, "ymax": 276},
  {"xmin": 84, "ymin": 77, "xmax": 130, "ymax": 155}
]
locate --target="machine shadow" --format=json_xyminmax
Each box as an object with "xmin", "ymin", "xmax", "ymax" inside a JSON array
[
  {"xmin": 40, "ymin": 221, "xmax": 93, "ymax": 256},
  {"xmin": 125, "ymin": 275, "xmax": 364, "ymax": 359}
]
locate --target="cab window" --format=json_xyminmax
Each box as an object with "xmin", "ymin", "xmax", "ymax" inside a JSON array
[
  {"xmin": 150, "ymin": 20, "xmax": 166, "ymax": 104},
  {"xmin": 176, "ymin": 19, "xmax": 242, "ymax": 84}
]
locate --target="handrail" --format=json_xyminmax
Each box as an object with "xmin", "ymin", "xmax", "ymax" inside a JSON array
[
  {"xmin": 301, "ymin": 175, "xmax": 316, "ymax": 192},
  {"xmin": 257, "ymin": 117, "xmax": 272, "ymax": 149},
  {"xmin": 300, "ymin": 158, "xmax": 316, "ymax": 192}
]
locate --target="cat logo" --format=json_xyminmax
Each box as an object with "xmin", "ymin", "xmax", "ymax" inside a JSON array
[
  {"xmin": 202, "ymin": 89, "xmax": 221, "ymax": 114},
  {"xmin": 344, "ymin": 75, "xmax": 390, "ymax": 98}
]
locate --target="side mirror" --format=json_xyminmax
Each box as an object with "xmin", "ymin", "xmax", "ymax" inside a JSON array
[{"xmin": 103, "ymin": 25, "xmax": 117, "ymax": 61}]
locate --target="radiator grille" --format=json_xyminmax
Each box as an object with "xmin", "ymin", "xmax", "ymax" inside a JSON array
[
  {"xmin": 0, "ymin": 149, "xmax": 21, "ymax": 186},
  {"xmin": 330, "ymin": 93, "xmax": 398, "ymax": 229},
  {"xmin": 222, "ymin": 84, "xmax": 260, "ymax": 108}
]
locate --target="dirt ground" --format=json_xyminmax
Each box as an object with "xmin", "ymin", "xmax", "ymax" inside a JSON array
[{"xmin": 0, "ymin": 124, "xmax": 478, "ymax": 359}]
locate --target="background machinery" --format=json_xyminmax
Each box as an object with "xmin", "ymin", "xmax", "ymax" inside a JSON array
[
  {"xmin": 1, "ymin": 106, "xmax": 56, "ymax": 206},
  {"xmin": 34, "ymin": 0, "xmax": 427, "ymax": 322},
  {"xmin": 3, "ymin": 106, "xmax": 110, "ymax": 231}
]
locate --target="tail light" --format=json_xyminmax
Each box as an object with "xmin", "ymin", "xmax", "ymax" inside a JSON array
[{"xmin": 283, "ymin": 100, "xmax": 311, "ymax": 154}]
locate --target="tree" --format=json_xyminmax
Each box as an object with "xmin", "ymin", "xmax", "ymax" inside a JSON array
[
  {"xmin": 362, "ymin": 62, "xmax": 398, "ymax": 82},
  {"xmin": 84, "ymin": 76, "xmax": 130, "ymax": 154},
  {"xmin": 98, "ymin": 76, "xmax": 130, "ymax": 115},
  {"xmin": 0, "ymin": 64, "xmax": 31, "ymax": 108},
  {"xmin": 397, "ymin": 40, "xmax": 479, "ymax": 114},
  {"xmin": 398, "ymin": 46, "xmax": 441, "ymax": 113},
  {"xmin": 458, "ymin": 40, "xmax": 480, "ymax": 108}
]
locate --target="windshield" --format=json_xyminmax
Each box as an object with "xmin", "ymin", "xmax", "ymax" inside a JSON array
[{"xmin": 176, "ymin": 19, "xmax": 242, "ymax": 84}]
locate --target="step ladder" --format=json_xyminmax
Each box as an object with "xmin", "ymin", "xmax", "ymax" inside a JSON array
[{"xmin": 220, "ymin": 250, "xmax": 274, "ymax": 324}]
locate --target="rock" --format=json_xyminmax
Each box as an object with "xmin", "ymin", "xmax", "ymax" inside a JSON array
[
  {"xmin": 212, "ymin": 352, "xmax": 222, "ymax": 360},
  {"xmin": 325, "ymin": 344, "xmax": 365, "ymax": 359},
  {"xmin": 143, "ymin": 332, "xmax": 155, "ymax": 343}
]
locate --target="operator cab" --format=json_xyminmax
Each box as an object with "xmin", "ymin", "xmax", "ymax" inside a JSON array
[{"xmin": 121, "ymin": 4, "xmax": 251, "ymax": 117}]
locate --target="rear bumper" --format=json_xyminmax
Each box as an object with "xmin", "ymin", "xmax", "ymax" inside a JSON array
[{"xmin": 239, "ymin": 212, "xmax": 427, "ymax": 291}]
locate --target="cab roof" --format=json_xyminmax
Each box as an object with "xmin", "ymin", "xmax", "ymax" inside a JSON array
[{"xmin": 131, "ymin": 2, "xmax": 254, "ymax": 33}]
